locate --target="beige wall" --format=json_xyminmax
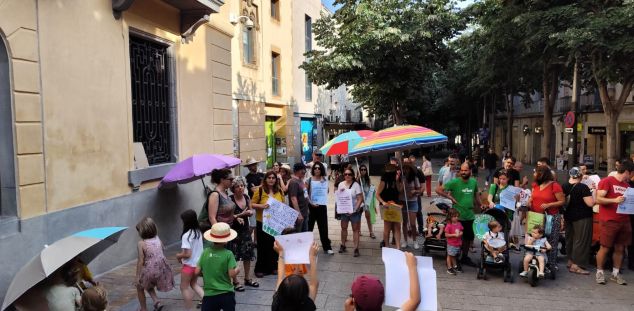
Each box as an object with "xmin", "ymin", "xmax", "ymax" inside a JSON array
[
  {"xmin": 230, "ymin": 0, "xmax": 295, "ymax": 165},
  {"xmin": 0, "ymin": 0, "xmax": 233, "ymax": 218},
  {"xmin": 292, "ymin": 0, "xmax": 321, "ymax": 115}
]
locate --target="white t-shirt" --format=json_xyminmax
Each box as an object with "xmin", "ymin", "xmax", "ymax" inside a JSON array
[
  {"xmin": 338, "ymin": 181, "xmax": 362, "ymax": 211},
  {"xmin": 483, "ymin": 230, "xmax": 506, "ymax": 247},
  {"xmin": 181, "ymin": 229, "xmax": 203, "ymax": 267}
]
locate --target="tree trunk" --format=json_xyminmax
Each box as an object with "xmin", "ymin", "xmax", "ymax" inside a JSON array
[
  {"xmin": 596, "ymin": 77, "xmax": 634, "ymax": 171},
  {"xmin": 541, "ymin": 65, "xmax": 558, "ymax": 163},
  {"xmin": 392, "ymin": 101, "xmax": 402, "ymax": 125},
  {"xmin": 505, "ymin": 93, "xmax": 513, "ymax": 158}
]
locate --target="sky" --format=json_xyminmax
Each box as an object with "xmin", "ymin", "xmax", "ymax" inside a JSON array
[{"xmin": 321, "ymin": 0, "xmax": 476, "ymax": 12}]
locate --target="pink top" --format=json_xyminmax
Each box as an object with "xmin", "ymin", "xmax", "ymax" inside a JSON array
[{"xmin": 445, "ymin": 222, "xmax": 463, "ymax": 247}]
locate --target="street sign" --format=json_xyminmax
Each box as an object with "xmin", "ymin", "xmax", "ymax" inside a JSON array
[
  {"xmin": 564, "ymin": 111, "xmax": 575, "ymax": 128},
  {"xmin": 565, "ymin": 128, "xmax": 574, "ymax": 133}
]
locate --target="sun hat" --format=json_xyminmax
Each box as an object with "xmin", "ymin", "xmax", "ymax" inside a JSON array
[
  {"xmin": 243, "ymin": 158, "xmax": 261, "ymax": 166},
  {"xmin": 569, "ymin": 167, "xmax": 582, "ymax": 179},
  {"xmin": 350, "ymin": 275, "xmax": 385, "ymax": 311},
  {"xmin": 281, "ymin": 163, "xmax": 292, "ymax": 171},
  {"xmin": 203, "ymin": 222, "xmax": 237, "ymax": 243}
]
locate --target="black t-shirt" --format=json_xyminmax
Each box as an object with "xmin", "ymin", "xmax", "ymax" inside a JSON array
[
  {"xmin": 484, "ymin": 153, "xmax": 499, "ymax": 169},
  {"xmin": 562, "ymin": 182, "xmax": 593, "ymax": 222},
  {"xmin": 493, "ymin": 168, "xmax": 520, "ymax": 186},
  {"xmin": 379, "ymin": 172, "xmax": 399, "ymax": 202},
  {"xmin": 245, "ymin": 172, "xmax": 265, "ymax": 198}
]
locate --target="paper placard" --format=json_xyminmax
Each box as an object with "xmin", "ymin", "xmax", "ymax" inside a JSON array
[
  {"xmin": 499, "ymin": 186, "xmax": 522, "ymax": 211},
  {"xmin": 583, "ymin": 175, "xmax": 601, "ymax": 200},
  {"xmin": 518, "ymin": 189, "xmax": 531, "ymax": 207},
  {"xmin": 309, "ymin": 180, "xmax": 329, "ymax": 206},
  {"xmin": 381, "ymin": 202, "xmax": 402, "ymax": 223},
  {"xmin": 526, "ymin": 211, "xmax": 545, "ymax": 232},
  {"xmin": 617, "ymin": 187, "xmax": 634, "ymax": 215},
  {"xmin": 336, "ymin": 189, "xmax": 354, "ymax": 214},
  {"xmin": 274, "ymin": 232, "xmax": 314, "ymax": 264},
  {"xmin": 382, "ymin": 248, "xmax": 437, "ymax": 311},
  {"xmin": 263, "ymin": 197, "xmax": 299, "ymax": 236}
]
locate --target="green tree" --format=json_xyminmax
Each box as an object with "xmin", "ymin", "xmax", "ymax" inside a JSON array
[
  {"xmin": 548, "ymin": 1, "xmax": 634, "ymax": 171},
  {"xmin": 302, "ymin": 0, "xmax": 465, "ymax": 125}
]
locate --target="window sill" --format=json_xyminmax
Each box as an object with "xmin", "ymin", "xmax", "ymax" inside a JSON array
[
  {"xmin": 128, "ymin": 163, "xmax": 175, "ymax": 191},
  {"xmin": 0, "ymin": 216, "xmax": 20, "ymax": 239}
]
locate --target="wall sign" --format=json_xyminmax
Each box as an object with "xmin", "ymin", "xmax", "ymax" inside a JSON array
[{"xmin": 588, "ymin": 126, "xmax": 606, "ymax": 135}]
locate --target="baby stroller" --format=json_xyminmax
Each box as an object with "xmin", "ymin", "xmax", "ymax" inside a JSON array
[
  {"xmin": 476, "ymin": 208, "xmax": 513, "ymax": 283},
  {"xmin": 421, "ymin": 198, "xmax": 451, "ymax": 256}
]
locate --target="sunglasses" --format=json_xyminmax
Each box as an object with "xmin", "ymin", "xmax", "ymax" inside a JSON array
[
  {"xmin": 360, "ymin": 168, "xmax": 367, "ymax": 171},
  {"xmin": 314, "ymin": 167, "xmax": 321, "ymax": 170},
  {"xmin": 267, "ymin": 176, "xmax": 277, "ymax": 180},
  {"xmin": 344, "ymin": 173, "xmax": 353, "ymax": 176}
]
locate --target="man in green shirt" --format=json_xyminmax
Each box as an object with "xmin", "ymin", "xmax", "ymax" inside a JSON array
[{"xmin": 436, "ymin": 162, "xmax": 481, "ymax": 266}]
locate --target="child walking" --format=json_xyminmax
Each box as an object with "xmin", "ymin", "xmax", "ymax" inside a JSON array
[
  {"xmin": 176, "ymin": 210, "xmax": 205, "ymax": 310},
  {"xmin": 197, "ymin": 222, "xmax": 240, "ymax": 311},
  {"xmin": 444, "ymin": 209, "xmax": 463, "ymax": 275},
  {"xmin": 135, "ymin": 217, "xmax": 174, "ymax": 311}
]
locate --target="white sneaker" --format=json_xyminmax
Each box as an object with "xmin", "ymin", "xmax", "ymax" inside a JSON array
[
  {"xmin": 326, "ymin": 250, "xmax": 334, "ymax": 255},
  {"xmin": 519, "ymin": 271, "xmax": 527, "ymax": 277},
  {"xmin": 414, "ymin": 241, "xmax": 420, "ymax": 249}
]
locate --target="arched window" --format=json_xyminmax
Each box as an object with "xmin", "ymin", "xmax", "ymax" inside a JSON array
[{"xmin": 0, "ymin": 35, "xmax": 17, "ymax": 218}]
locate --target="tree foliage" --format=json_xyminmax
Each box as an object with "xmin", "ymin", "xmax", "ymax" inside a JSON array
[{"xmin": 301, "ymin": 0, "xmax": 466, "ymax": 124}]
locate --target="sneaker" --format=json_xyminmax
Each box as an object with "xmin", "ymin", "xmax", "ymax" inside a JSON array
[
  {"xmin": 596, "ymin": 271, "xmax": 606, "ymax": 285},
  {"xmin": 453, "ymin": 266, "xmax": 463, "ymax": 273},
  {"xmin": 610, "ymin": 273, "xmax": 627, "ymax": 285},
  {"xmin": 537, "ymin": 272, "xmax": 545, "ymax": 278},
  {"xmin": 326, "ymin": 249, "xmax": 335, "ymax": 255},
  {"xmin": 494, "ymin": 257, "xmax": 502, "ymax": 264},
  {"xmin": 447, "ymin": 268, "xmax": 456, "ymax": 275},
  {"xmin": 519, "ymin": 271, "xmax": 527, "ymax": 277},
  {"xmin": 414, "ymin": 241, "xmax": 420, "ymax": 250}
]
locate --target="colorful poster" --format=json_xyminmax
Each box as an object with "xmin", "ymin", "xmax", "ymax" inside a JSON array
[
  {"xmin": 336, "ymin": 189, "xmax": 354, "ymax": 214},
  {"xmin": 518, "ymin": 189, "xmax": 531, "ymax": 207},
  {"xmin": 310, "ymin": 180, "xmax": 329, "ymax": 206},
  {"xmin": 300, "ymin": 119, "xmax": 314, "ymax": 163},
  {"xmin": 381, "ymin": 202, "xmax": 402, "ymax": 223},
  {"xmin": 263, "ymin": 197, "xmax": 299, "ymax": 236}
]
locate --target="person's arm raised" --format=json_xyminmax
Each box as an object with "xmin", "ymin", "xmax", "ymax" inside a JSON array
[
  {"xmin": 308, "ymin": 242, "xmax": 320, "ymax": 301},
  {"xmin": 400, "ymin": 252, "xmax": 421, "ymax": 311},
  {"xmin": 274, "ymin": 241, "xmax": 285, "ymax": 290}
]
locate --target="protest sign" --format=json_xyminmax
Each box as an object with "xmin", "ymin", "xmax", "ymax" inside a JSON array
[
  {"xmin": 263, "ymin": 197, "xmax": 299, "ymax": 236},
  {"xmin": 526, "ymin": 211, "xmax": 545, "ymax": 232},
  {"xmin": 518, "ymin": 189, "xmax": 531, "ymax": 207},
  {"xmin": 274, "ymin": 232, "xmax": 314, "ymax": 264},
  {"xmin": 617, "ymin": 187, "xmax": 634, "ymax": 215},
  {"xmin": 381, "ymin": 202, "xmax": 402, "ymax": 223},
  {"xmin": 309, "ymin": 180, "xmax": 329, "ymax": 205},
  {"xmin": 336, "ymin": 189, "xmax": 354, "ymax": 214},
  {"xmin": 499, "ymin": 185, "xmax": 521, "ymax": 211},
  {"xmin": 382, "ymin": 247, "xmax": 437, "ymax": 311}
]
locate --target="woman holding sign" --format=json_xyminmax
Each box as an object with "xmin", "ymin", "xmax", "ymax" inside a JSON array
[
  {"xmin": 252, "ymin": 171, "xmax": 285, "ymax": 278},
  {"xmin": 337, "ymin": 167, "xmax": 364, "ymax": 257},
  {"xmin": 308, "ymin": 162, "xmax": 334, "ymax": 255},
  {"xmin": 529, "ymin": 166, "xmax": 565, "ymax": 267}
]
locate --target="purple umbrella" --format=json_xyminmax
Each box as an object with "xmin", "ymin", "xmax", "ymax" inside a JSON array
[{"xmin": 159, "ymin": 154, "xmax": 241, "ymax": 188}]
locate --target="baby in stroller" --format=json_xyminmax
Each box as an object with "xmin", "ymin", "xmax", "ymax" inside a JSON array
[
  {"xmin": 424, "ymin": 198, "xmax": 451, "ymax": 239},
  {"xmin": 483, "ymin": 220, "xmax": 507, "ymax": 263}
]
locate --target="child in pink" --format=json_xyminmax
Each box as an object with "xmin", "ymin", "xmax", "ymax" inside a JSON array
[{"xmin": 444, "ymin": 209, "xmax": 463, "ymax": 275}]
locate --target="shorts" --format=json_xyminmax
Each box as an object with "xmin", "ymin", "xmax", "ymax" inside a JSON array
[
  {"xmin": 402, "ymin": 200, "xmax": 419, "ymax": 213},
  {"xmin": 460, "ymin": 220, "xmax": 475, "ymax": 242},
  {"xmin": 340, "ymin": 211, "xmax": 363, "ymax": 223},
  {"xmin": 600, "ymin": 220, "xmax": 632, "ymax": 248},
  {"xmin": 447, "ymin": 245, "xmax": 461, "ymax": 256},
  {"xmin": 181, "ymin": 264, "xmax": 196, "ymax": 275}
]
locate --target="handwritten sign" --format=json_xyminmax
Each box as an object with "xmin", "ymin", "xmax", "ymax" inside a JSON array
[
  {"xmin": 336, "ymin": 189, "xmax": 354, "ymax": 214},
  {"xmin": 263, "ymin": 197, "xmax": 299, "ymax": 237},
  {"xmin": 382, "ymin": 248, "xmax": 437, "ymax": 311},
  {"xmin": 381, "ymin": 202, "xmax": 403, "ymax": 223},
  {"xmin": 274, "ymin": 232, "xmax": 314, "ymax": 264},
  {"xmin": 617, "ymin": 187, "xmax": 634, "ymax": 215},
  {"xmin": 309, "ymin": 180, "xmax": 329, "ymax": 206},
  {"xmin": 499, "ymin": 186, "xmax": 522, "ymax": 211},
  {"xmin": 518, "ymin": 189, "xmax": 531, "ymax": 207}
]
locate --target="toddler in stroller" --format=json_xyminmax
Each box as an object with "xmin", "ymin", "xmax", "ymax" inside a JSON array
[
  {"xmin": 520, "ymin": 225, "xmax": 552, "ymax": 279},
  {"xmin": 477, "ymin": 208, "xmax": 513, "ymax": 282},
  {"xmin": 482, "ymin": 220, "xmax": 507, "ymax": 263},
  {"xmin": 424, "ymin": 198, "xmax": 451, "ymax": 239}
]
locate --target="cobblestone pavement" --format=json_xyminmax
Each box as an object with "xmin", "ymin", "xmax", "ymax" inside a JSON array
[{"xmin": 98, "ymin": 167, "xmax": 634, "ymax": 311}]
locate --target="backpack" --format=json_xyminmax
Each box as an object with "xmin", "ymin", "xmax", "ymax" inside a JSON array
[{"xmin": 563, "ymin": 183, "xmax": 578, "ymax": 215}]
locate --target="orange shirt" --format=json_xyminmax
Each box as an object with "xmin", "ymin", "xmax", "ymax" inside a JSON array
[{"xmin": 284, "ymin": 264, "xmax": 307, "ymax": 277}]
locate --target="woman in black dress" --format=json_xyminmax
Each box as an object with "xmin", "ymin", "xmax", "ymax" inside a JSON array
[{"xmin": 230, "ymin": 176, "xmax": 258, "ymax": 290}]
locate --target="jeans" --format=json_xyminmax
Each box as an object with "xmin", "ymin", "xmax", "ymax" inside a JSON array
[{"xmin": 308, "ymin": 205, "xmax": 332, "ymax": 251}]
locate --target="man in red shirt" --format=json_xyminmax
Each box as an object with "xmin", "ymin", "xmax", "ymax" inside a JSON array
[{"xmin": 595, "ymin": 160, "xmax": 634, "ymax": 285}]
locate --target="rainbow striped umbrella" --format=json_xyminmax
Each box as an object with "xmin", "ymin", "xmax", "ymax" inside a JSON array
[
  {"xmin": 349, "ymin": 125, "xmax": 447, "ymax": 156},
  {"xmin": 319, "ymin": 130, "xmax": 376, "ymax": 156}
]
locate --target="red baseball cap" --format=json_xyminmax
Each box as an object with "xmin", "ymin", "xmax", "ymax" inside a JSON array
[{"xmin": 351, "ymin": 275, "xmax": 385, "ymax": 311}]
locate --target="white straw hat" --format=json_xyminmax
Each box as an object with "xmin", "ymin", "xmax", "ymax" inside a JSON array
[{"xmin": 203, "ymin": 222, "xmax": 237, "ymax": 243}]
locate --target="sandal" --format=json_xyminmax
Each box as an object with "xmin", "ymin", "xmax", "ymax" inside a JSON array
[
  {"xmin": 244, "ymin": 279, "xmax": 260, "ymax": 287},
  {"xmin": 339, "ymin": 245, "xmax": 347, "ymax": 253},
  {"xmin": 569, "ymin": 266, "xmax": 590, "ymax": 275},
  {"xmin": 233, "ymin": 282, "xmax": 245, "ymax": 292},
  {"xmin": 370, "ymin": 232, "xmax": 377, "ymax": 239}
]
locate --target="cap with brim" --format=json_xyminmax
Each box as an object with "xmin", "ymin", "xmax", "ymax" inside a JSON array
[
  {"xmin": 243, "ymin": 158, "xmax": 261, "ymax": 166},
  {"xmin": 351, "ymin": 275, "xmax": 384, "ymax": 311},
  {"xmin": 204, "ymin": 222, "xmax": 238, "ymax": 243},
  {"xmin": 569, "ymin": 167, "xmax": 582, "ymax": 178}
]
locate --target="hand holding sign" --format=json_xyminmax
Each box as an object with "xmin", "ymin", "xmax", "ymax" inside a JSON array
[
  {"xmin": 617, "ymin": 188, "xmax": 634, "ymax": 215},
  {"xmin": 274, "ymin": 232, "xmax": 314, "ymax": 264},
  {"xmin": 336, "ymin": 189, "xmax": 354, "ymax": 214}
]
